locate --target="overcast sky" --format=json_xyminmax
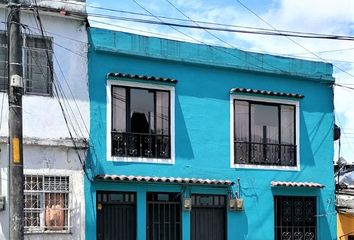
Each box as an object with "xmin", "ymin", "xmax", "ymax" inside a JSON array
[{"xmin": 87, "ymin": 0, "xmax": 354, "ymax": 163}]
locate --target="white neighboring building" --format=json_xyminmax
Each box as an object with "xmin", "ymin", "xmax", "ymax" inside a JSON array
[{"xmin": 0, "ymin": 1, "xmax": 89, "ymax": 239}]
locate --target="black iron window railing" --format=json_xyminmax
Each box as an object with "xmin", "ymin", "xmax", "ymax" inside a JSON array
[
  {"xmin": 112, "ymin": 131, "xmax": 171, "ymax": 159},
  {"xmin": 234, "ymin": 141, "xmax": 296, "ymax": 166}
]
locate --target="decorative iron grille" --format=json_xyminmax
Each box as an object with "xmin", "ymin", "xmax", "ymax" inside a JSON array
[
  {"xmin": 111, "ymin": 131, "xmax": 170, "ymax": 159},
  {"xmin": 274, "ymin": 196, "xmax": 316, "ymax": 240},
  {"xmin": 24, "ymin": 175, "xmax": 70, "ymax": 233},
  {"xmin": 234, "ymin": 141, "xmax": 296, "ymax": 166}
]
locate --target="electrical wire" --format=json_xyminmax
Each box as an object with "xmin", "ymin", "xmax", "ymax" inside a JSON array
[
  {"xmin": 90, "ymin": 19, "xmax": 354, "ymax": 65},
  {"xmin": 82, "ymin": 13, "xmax": 354, "ymax": 41},
  {"xmin": 62, "ymin": 1, "xmax": 354, "ymax": 41},
  {"xmin": 124, "ymin": 0, "xmax": 289, "ymax": 74},
  {"xmin": 30, "ymin": 3, "xmax": 93, "ymax": 182},
  {"xmin": 234, "ymin": 0, "xmax": 354, "ymax": 80}
]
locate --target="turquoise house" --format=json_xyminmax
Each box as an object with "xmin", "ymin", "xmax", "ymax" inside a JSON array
[{"xmin": 85, "ymin": 27, "xmax": 336, "ymax": 240}]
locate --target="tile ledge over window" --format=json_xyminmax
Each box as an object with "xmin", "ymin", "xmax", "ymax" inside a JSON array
[
  {"xmin": 107, "ymin": 72, "xmax": 178, "ymax": 84},
  {"xmin": 230, "ymin": 87, "xmax": 304, "ymax": 99}
]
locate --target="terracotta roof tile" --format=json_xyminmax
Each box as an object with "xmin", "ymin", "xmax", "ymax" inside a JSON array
[
  {"xmin": 271, "ymin": 181, "xmax": 324, "ymax": 188},
  {"xmin": 230, "ymin": 88, "xmax": 304, "ymax": 99},
  {"xmin": 95, "ymin": 174, "xmax": 234, "ymax": 186},
  {"xmin": 107, "ymin": 72, "xmax": 177, "ymax": 83}
]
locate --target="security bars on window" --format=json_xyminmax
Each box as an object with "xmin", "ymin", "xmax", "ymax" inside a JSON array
[
  {"xmin": 0, "ymin": 32, "xmax": 53, "ymax": 95},
  {"xmin": 24, "ymin": 175, "xmax": 70, "ymax": 233},
  {"xmin": 234, "ymin": 100, "xmax": 296, "ymax": 166}
]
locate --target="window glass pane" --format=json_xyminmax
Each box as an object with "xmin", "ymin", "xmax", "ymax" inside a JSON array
[
  {"xmin": 112, "ymin": 87, "xmax": 126, "ymax": 131},
  {"xmin": 45, "ymin": 193, "xmax": 66, "ymax": 230},
  {"xmin": 281, "ymin": 105, "xmax": 295, "ymax": 145},
  {"xmin": 234, "ymin": 100, "xmax": 249, "ymax": 141},
  {"xmin": 26, "ymin": 36, "xmax": 52, "ymax": 50},
  {"xmin": 130, "ymin": 88, "xmax": 154, "ymax": 133},
  {"xmin": 24, "ymin": 36, "xmax": 52, "ymax": 95},
  {"xmin": 156, "ymin": 91, "xmax": 169, "ymax": 135},
  {"xmin": 251, "ymin": 104, "xmax": 279, "ymax": 144}
]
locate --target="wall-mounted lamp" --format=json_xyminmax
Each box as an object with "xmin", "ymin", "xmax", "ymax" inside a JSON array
[
  {"xmin": 182, "ymin": 197, "xmax": 192, "ymax": 211},
  {"xmin": 182, "ymin": 186, "xmax": 192, "ymax": 211},
  {"xmin": 228, "ymin": 178, "xmax": 243, "ymax": 211}
]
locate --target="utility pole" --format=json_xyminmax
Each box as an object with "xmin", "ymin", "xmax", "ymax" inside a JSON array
[{"xmin": 8, "ymin": 0, "xmax": 24, "ymax": 239}]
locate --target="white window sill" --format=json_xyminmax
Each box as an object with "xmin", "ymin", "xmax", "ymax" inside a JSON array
[
  {"xmin": 232, "ymin": 163, "xmax": 299, "ymax": 171},
  {"xmin": 108, "ymin": 156, "xmax": 174, "ymax": 165},
  {"xmin": 25, "ymin": 230, "xmax": 71, "ymax": 234}
]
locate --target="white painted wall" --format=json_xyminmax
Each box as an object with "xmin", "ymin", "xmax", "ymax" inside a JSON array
[
  {"xmin": 0, "ymin": 145, "xmax": 86, "ymax": 240},
  {"xmin": 0, "ymin": 6, "xmax": 88, "ymax": 240},
  {"xmin": 0, "ymin": 8, "xmax": 89, "ymax": 139}
]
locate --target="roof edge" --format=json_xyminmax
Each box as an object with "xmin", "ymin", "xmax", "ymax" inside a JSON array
[{"xmin": 89, "ymin": 27, "xmax": 334, "ymax": 83}]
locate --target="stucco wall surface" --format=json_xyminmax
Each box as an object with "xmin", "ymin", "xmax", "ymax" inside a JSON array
[
  {"xmin": 86, "ymin": 28, "xmax": 336, "ymax": 240},
  {"xmin": 0, "ymin": 9, "xmax": 88, "ymax": 240}
]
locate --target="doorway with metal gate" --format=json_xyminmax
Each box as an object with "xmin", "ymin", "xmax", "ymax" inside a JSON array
[
  {"xmin": 191, "ymin": 194, "xmax": 227, "ymax": 240},
  {"xmin": 146, "ymin": 192, "xmax": 181, "ymax": 240},
  {"xmin": 96, "ymin": 192, "xmax": 136, "ymax": 240}
]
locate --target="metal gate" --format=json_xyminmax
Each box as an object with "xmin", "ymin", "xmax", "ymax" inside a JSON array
[
  {"xmin": 274, "ymin": 196, "xmax": 316, "ymax": 240},
  {"xmin": 97, "ymin": 192, "xmax": 136, "ymax": 240},
  {"xmin": 147, "ymin": 192, "xmax": 181, "ymax": 240},
  {"xmin": 191, "ymin": 194, "xmax": 226, "ymax": 240}
]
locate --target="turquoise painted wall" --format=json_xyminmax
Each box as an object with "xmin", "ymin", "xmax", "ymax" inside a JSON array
[{"xmin": 86, "ymin": 27, "xmax": 336, "ymax": 240}]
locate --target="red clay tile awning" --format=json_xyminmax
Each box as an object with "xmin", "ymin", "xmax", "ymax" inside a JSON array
[
  {"xmin": 96, "ymin": 174, "xmax": 234, "ymax": 186},
  {"xmin": 271, "ymin": 181, "xmax": 324, "ymax": 188}
]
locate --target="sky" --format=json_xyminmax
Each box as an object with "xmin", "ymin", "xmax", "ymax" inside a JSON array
[{"xmin": 87, "ymin": 0, "xmax": 354, "ymax": 163}]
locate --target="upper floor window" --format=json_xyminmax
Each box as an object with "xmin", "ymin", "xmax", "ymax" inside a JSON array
[
  {"xmin": 233, "ymin": 99, "xmax": 297, "ymax": 167},
  {"xmin": 0, "ymin": 33, "xmax": 53, "ymax": 95},
  {"xmin": 111, "ymin": 85, "xmax": 171, "ymax": 159}
]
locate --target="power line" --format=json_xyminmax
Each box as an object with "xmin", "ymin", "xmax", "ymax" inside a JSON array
[
  {"xmin": 83, "ymin": 12, "xmax": 354, "ymax": 41},
  {"xmin": 234, "ymin": 0, "xmax": 354, "ymax": 80},
  {"xmin": 164, "ymin": 0, "xmax": 236, "ymax": 49},
  {"xmin": 89, "ymin": 19, "xmax": 192, "ymax": 42},
  {"xmin": 97, "ymin": 0, "xmax": 290, "ymax": 75},
  {"xmin": 283, "ymin": 47, "xmax": 354, "ymax": 56},
  {"xmin": 24, "ymin": 25, "xmax": 88, "ymax": 45},
  {"xmin": 90, "ymin": 19, "xmax": 354, "ymax": 65},
  {"xmin": 30, "ymin": 5, "xmax": 93, "ymax": 182},
  {"xmin": 63, "ymin": 1, "xmax": 354, "ymax": 41}
]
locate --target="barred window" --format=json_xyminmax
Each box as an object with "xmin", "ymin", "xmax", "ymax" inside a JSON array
[
  {"xmin": 24, "ymin": 175, "xmax": 70, "ymax": 233},
  {"xmin": 0, "ymin": 32, "xmax": 53, "ymax": 95}
]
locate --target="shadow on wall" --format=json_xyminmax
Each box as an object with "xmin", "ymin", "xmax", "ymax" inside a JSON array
[
  {"xmin": 175, "ymin": 95, "xmax": 195, "ymax": 160},
  {"xmin": 318, "ymin": 192, "xmax": 337, "ymax": 240},
  {"xmin": 301, "ymin": 113, "xmax": 316, "ymax": 167},
  {"xmin": 234, "ymin": 209, "xmax": 249, "ymax": 240}
]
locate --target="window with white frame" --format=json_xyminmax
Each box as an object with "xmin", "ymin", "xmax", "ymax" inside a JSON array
[
  {"xmin": 0, "ymin": 32, "xmax": 53, "ymax": 95},
  {"xmin": 233, "ymin": 99, "xmax": 297, "ymax": 167},
  {"xmin": 110, "ymin": 85, "xmax": 171, "ymax": 160},
  {"xmin": 24, "ymin": 175, "xmax": 70, "ymax": 233}
]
